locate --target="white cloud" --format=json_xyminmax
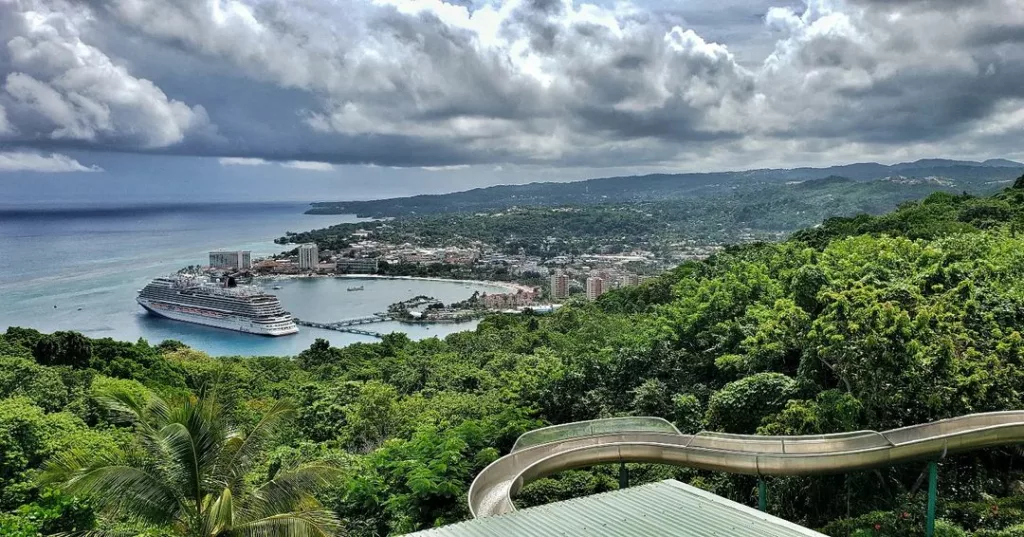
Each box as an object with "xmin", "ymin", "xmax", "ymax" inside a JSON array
[
  {"xmin": 220, "ymin": 157, "xmax": 335, "ymax": 171},
  {"xmin": 219, "ymin": 157, "xmax": 270, "ymax": 166},
  {"xmin": 421, "ymin": 164, "xmax": 470, "ymax": 171},
  {"xmin": 0, "ymin": 0, "xmax": 214, "ymax": 149},
  {"xmin": 0, "ymin": 151, "xmax": 102, "ymax": 172},
  {"xmin": 282, "ymin": 160, "xmax": 334, "ymax": 171}
]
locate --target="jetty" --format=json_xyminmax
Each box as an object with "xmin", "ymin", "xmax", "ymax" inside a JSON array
[{"xmin": 294, "ymin": 314, "xmax": 392, "ymax": 338}]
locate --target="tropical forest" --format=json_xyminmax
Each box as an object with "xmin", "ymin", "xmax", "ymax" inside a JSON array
[{"xmin": 10, "ymin": 179, "xmax": 1024, "ymax": 537}]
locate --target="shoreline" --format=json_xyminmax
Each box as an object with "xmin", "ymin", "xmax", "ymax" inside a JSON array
[{"xmin": 259, "ymin": 273, "xmax": 535, "ymax": 295}]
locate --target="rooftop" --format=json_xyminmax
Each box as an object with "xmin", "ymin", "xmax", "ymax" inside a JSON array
[{"xmin": 407, "ymin": 479, "xmax": 826, "ymax": 537}]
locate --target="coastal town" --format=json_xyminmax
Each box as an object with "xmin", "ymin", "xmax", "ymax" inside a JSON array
[{"xmin": 198, "ymin": 223, "xmax": 716, "ymax": 323}]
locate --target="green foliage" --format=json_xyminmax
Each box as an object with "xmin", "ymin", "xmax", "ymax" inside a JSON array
[
  {"xmin": 342, "ymin": 420, "xmax": 504, "ymax": 535},
  {"xmin": 32, "ymin": 331, "xmax": 91, "ymax": 368},
  {"xmin": 669, "ymin": 393, "xmax": 703, "ymax": 434},
  {"xmin": 285, "ymin": 170, "xmax": 1012, "ymax": 258},
  {"xmin": 705, "ymin": 373, "xmax": 798, "ymax": 433},
  {"xmin": 11, "ymin": 180, "xmax": 1024, "ymax": 535},
  {"xmin": 43, "ymin": 390, "xmax": 341, "ymax": 537},
  {"xmin": 0, "ymin": 397, "xmax": 120, "ymax": 510},
  {"xmin": 0, "ymin": 489, "xmax": 94, "ymax": 537},
  {"xmin": 0, "ymin": 356, "xmax": 77, "ymax": 412},
  {"xmin": 759, "ymin": 390, "xmax": 863, "ymax": 436},
  {"xmin": 517, "ymin": 470, "xmax": 619, "ymax": 509}
]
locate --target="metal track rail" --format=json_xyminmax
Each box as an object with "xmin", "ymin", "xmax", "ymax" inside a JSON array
[{"xmin": 468, "ymin": 411, "xmax": 1024, "ymax": 518}]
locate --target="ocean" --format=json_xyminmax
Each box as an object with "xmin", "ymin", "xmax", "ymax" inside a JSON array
[{"xmin": 0, "ymin": 203, "xmax": 495, "ymax": 356}]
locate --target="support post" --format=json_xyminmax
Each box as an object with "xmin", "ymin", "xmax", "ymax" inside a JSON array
[
  {"xmin": 926, "ymin": 461, "xmax": 938, "ymax": 537},
  {"xmin": 758, "ymin": 478, "xmax": 767, "ymax": 512},
  {"xmin": 619, "ymin": 462, "xmax": 629, "ymax": 489}
]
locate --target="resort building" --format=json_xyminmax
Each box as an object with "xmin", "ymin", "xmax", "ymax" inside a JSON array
[
  {"xmin": 586, "ymin": 276, "xmax": 605, "ymax": 300},
  {"xmin": 298, "ymin": 243, "xmax": 319, "ymax": 270},
  {"xmin": 550, "ymin": 273, "xmax": 570, "ymax": 299},
  {"xmin": 335, "ymin": 257, "xmax": 380, "ymax": 274},
  {"xmin": 209, "ymin": 250, "xmax": 251, "ymax": 270}
]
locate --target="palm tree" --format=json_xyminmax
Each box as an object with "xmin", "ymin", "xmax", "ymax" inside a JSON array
[{"xmin": 42, "ymin": 389, "xmax": 340, "ymax": 537}]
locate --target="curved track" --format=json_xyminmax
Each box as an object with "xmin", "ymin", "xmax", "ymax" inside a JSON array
[{"xmin": 469, "ymin": 411, "xmax": 1024, "ymax": 518}]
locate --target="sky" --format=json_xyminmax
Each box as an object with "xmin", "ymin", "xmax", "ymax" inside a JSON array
[{"xmin": 0, "ymin": 0, "xmax": 1023, "ymax": 203}]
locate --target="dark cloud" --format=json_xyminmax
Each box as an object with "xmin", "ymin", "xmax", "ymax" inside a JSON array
[{"xmin": 0, "ymin": 0, "xmax": 1022, "ymax": 171}]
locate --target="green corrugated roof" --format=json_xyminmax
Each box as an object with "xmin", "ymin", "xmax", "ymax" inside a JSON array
[{"xmin": 408, "ymin": 479, "xmax": 826, "ymax": 537}]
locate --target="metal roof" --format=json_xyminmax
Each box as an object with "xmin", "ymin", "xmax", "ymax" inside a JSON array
[{"xmin": 410, "ymin": 479, "xmax": 826, "ymax": 537}]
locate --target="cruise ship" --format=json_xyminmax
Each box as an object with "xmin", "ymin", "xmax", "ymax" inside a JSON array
[{"xmin": 137, "ymin": 276, "xmax": 298, "ymax": 336}]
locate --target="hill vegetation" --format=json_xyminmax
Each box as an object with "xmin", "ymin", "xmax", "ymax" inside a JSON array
[
  {"xmin": 7, "ymin": 177, "xmax": 1024, "ymax": 536},
  {"xmin": 283, "ymin": 173, "xmax": 1004, "ymax": 256},
  {"xmin": 306, "ymin": 159, "xmax": 1023, "ymax": 217}
]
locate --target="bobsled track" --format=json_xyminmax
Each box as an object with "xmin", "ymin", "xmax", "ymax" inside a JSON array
[{"xmin": 469, "ymin": 411, "xmax": 1024, "ymax": 518}]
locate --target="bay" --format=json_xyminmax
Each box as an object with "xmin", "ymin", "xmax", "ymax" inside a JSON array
[{"xmin": 0, "ymin": 203, "xmax": 495, "ymax": 356}]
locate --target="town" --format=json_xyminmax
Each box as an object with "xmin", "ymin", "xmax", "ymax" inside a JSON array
[{"xmin": 200, "ymin": 223, "xmax": 712, "ymax": 322}]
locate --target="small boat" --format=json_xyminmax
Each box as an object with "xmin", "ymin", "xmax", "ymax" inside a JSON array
[
  {"xmin": 77, "ymin": 307, "xmax": 83, "ymax": 311},
  {"xmin": 347, "ymin": 285, "xmax": 364, "ymax": 292},
  {"xmin": 272, "ymin": 285, "xmax": 282, "ymax": 290}
]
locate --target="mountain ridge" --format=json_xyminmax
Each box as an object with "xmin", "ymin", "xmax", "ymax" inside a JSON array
[{"xmin": 308, "ymin": 158, "xmax": 1024, "ymax": 217}]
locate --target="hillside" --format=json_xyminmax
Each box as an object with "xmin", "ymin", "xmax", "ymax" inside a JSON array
[
  {"xmin": 6, "ymin": 178, "xmax": 1024, "ymax": 536},
  {"xmin": 283, "ymin": 173, "xmax": 983, "ymax": 255},
  {"xmin": 308, "ymin": 159, "xmax": 1024, "ymax": 217}
]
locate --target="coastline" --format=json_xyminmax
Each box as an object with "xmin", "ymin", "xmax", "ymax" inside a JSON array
[{"xmin": 260, "ymin": 273, "xmax": 535, "ymax": 295}]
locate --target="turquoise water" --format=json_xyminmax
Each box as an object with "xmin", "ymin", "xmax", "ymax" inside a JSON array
[{"xmin": 0, "ymin": 203, "xmax": 495, "ymax": 356}]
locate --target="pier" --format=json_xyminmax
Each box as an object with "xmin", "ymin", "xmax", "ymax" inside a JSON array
[{"xmin": 294, "ymin": 314, "xmax": 392, "ymax": 338}]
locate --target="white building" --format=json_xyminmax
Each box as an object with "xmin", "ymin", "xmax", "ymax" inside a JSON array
[
  {"xmin": 586, "ymin": 276, "xmax": 605, "ymax": 301},
  {"xmin": 209, "ymin": 250, "xmax": 251, "ymax": 270},
  {"xmin": 336, "ymin": 257, "xmax": 379, "ymax": 274},
  {"xmin": 621, "ymin": 273, "xmax": 642, "ymax": 287},
  {"xmin": 550, "ymin": 273, "xmax": 570, "ymax": 299},
  {"xmin": 298, "ymin": 243, "xmax": 319, "ymax": 270}
]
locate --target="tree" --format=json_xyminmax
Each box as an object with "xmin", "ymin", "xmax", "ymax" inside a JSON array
[
  {"xmin": 705, "ymin": 373, "xmax": 798, "ymax": 433},
  {"xmin": 630, "ymin": 379, "xmax": 671, "ymax": 417},
  {"xmin": 296, "ymin": 338, "xmax": 343, "ymax": 371},
  {"xmin": 43, "ymin": 389, "xmax": 340, "ymax": 537},
  {"xmin": 758, "ymin": 390, "xmax": 863, "ymax": 436},
  {"xmin": 33, "ymin": 331, "xmax": 92, "ymax": 368},
  {"xmin": 343, "ymin": 381, "xmax": 405, "ymax": 451},
  {"xmin": 670, "ymin": 393, "xmax": 703, "ymax": 434}
]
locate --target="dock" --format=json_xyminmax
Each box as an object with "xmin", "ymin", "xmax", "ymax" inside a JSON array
[{"xmin": 294, "ymin": 314, "xmax": 392, "ymax": 338}]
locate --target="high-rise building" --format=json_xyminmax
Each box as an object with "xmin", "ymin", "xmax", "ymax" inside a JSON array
[
  {"xmin": 621, "ymin": 273, "xmax": 641, "ymax": 287},
  {"xmin": 298, "ymin": 243, "xmax": 319, "ymax": 270},
  {"xmin": 586, "ymin": 276, "xmax": 605, "ymax": 301},
  {"xmin": 550, "ymin": 272, "xmax": 570, "ymax": 299},
  {"xmin": 209, "ymin": 250, "xmax": 252, "ymax": 270}
]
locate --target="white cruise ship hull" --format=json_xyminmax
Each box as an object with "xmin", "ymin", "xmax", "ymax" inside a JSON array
[{"xmin": 138, "ymin": 298, "xmax": 298, "ymax": 336}]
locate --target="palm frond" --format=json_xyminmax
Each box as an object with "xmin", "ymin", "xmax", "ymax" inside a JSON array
[
  {"xmin": 221, "ymin": 399, "xmax": 297, "ymax": 480},
  {"xmin": 231, "ymin": 510, "xmax": 341, "ymax": 537},
  {"xmin": 200, "ymin": 487, "xmax": 236, "ymax": 536},
  {"xmin": 46, "ymin": 460, "xmax": 182, "ymax": 526},
  {"xmin": 52, "ymin": 526, "xmax": 159, "ymax": 537},
  {"xmin": 239, "ymin": 464, "xmax": 343, "ymax": 523},
  {"xmin": 45, "ymin": 392, "xmax": 334, "ymax": 537},
  {"xmin": 94, "ymin": 386, "xmax": 167, "ymax": 428},
  {"xmin": 157, "ymin": 421, "xmax": 207, "ymax": 508}
]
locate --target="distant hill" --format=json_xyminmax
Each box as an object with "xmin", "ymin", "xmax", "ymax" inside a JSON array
[
  {"xmin": 307, "ymin": 158, "xmax": 1024, "ymax": 217},
  {"xmin": 983, "ymin": 158, "xmax": 1024, "ymax": 167}
]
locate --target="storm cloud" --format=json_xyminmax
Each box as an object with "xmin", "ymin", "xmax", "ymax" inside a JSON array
[{"xmin": 0, "ymin": 0, "xmax": 1021, "ymax": 170}]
